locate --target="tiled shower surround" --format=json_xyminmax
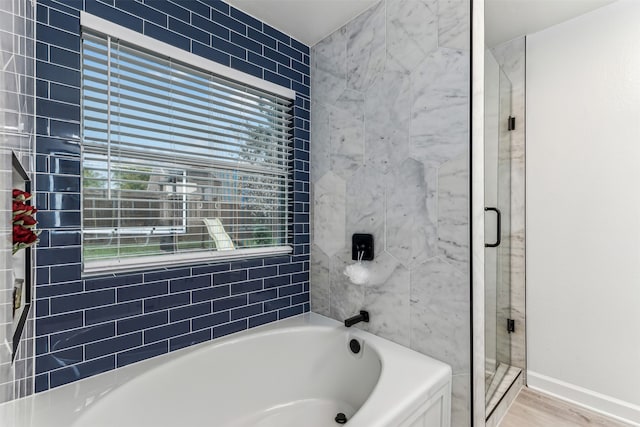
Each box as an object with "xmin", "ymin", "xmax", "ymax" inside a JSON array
[
  {"xmin": 0, "ymin": 0, "xmax": 36, "ymax": 403},
  {"xmin": 309, "ymin": 1, "xmax": 471, "ymax": 426},
  {"xmin": 33, "ymin": 0, "xmax": 310, "ymax": 393}
]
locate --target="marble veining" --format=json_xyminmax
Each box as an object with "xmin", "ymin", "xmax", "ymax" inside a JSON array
[
  {"xmin": 410, "ymin": 257, "xmax": 470, "ymax": 374},
  {"xmin": 438, "ymin": 0, "xmax": 471, "ymax": 51},
  {"xmin": 364, "ymin": 62, "xmax": 411, "ymax": 173},
  {"xmin": 411, "ymin": 48, "xmax": 470, "ymax": 143},
  {"xmin": 410, "ymin": 135, "xmax": 468, "ymax": 169},
  {"xmin": 310, "ymin": 0, "xmax": 471, "ymax": 425},
  {"xmin": 335, "ymin": 89, "xmax": 366, "ymax": 122},
  {"xmin": 310, "ymin": 244, "xmax": 331, "ymax": 317},
  {"xmin": 438, "ymin": 153, "xmax": 470, "ymax": 274},
  {"xmin": 311, "ymin": 28, "xmax": 347, "ymax": 107},
  {"xmin": 386, "ymin": 0, "xmax": 438, "ymax": 72},
  {"xmin": 313, "ymin": 172, "xmax": 346, "ymax": 257},
  {"xmin": 386, "ymin": 158, "xmax": 437, "ymax": 267},
  {"xmin": 329, "ymin": 104, "xmax": 364, "ymax": 180},
  {"xmin": 346, "ymin": 0, "xmax": 386, "ymax": 92}
]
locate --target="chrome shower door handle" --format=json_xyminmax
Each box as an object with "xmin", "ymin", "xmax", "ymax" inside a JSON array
[{"xmin": 485, "ymin": 207, "xmax": 502, "ymax": 248}]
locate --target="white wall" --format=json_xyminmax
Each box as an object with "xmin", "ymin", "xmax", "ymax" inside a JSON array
[{"xmin": 527, "ymin": 0, "xmax": 640, "ymax": 423}]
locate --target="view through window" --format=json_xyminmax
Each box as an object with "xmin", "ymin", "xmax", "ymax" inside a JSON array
[{"xmin": 81, "ymin": 31, "xmax": 293, "ymax": 268}]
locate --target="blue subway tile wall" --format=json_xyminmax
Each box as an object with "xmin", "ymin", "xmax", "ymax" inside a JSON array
[{"xmin": 34, "ymin": 0, "xmax": 310, "ymax": 393}]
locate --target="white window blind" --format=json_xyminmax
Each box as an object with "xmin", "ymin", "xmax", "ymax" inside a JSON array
[{"xmin": 81, "ymin": 31, "xmax": 293, "ymax": 271}]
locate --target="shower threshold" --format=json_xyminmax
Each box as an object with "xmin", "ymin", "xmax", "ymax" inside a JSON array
[{"xmin": 486, "ymin": 364, "xmax": 522, "ymax": 418}]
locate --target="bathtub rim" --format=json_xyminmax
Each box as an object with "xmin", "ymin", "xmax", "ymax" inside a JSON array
[{"xmin": 0, "ymin": 312, "xmax": 452, "ymax": 427}]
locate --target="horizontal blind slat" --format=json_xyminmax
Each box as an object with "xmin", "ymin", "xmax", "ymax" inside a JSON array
[
  {"xmin": 83, "ymin": 66, "xmax": 294, "ymax": 129},
  {"xmin": 82, "ymin": 48, "xmax": 294, "ymax": 116},
  {"xmin": 83, "ymin": 34, "xmax": 292, "ymax": 110},
  {"xmin": 83, "ymin": 102, "xmax": 291, "ymax": 150},
  {"xmin": 81, "ymin": 30, "xmax": 293, "ymax": 263},
  {"xmin": 83, "ymin": 150, "xmax": 291, "ymax": 179}
]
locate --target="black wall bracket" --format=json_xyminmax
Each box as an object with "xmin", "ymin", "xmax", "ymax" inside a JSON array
[{"xmin": 352, "ymin": 234, "xmax": 374, "ymax": 261}]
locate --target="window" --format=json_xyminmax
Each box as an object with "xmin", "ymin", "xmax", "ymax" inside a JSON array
[{"xmin": 81, "ymin": 18, "xmax": 294, "ymax": 273}]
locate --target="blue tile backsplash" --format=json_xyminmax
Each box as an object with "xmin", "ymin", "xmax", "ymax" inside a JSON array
[{"xmin": 34, "ymin": 0, "xmax": 310, "ymax": 393}]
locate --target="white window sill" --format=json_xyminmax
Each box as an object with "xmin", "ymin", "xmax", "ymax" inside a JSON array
[{"xmin": 83, "ymin": 246, "xmax": 293, "ymax": 276}]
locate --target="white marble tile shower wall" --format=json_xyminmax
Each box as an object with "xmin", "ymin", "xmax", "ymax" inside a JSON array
[
  {"xmin": 490, "ymin": 37, "xmax": 525, "ymax": 373},
  {"xmin": 0, "ymin": 0, "xmax": 36, "ymax": 404},
  {"xmin": 310, "ymin": 1, "xmax": 471, "ymax": 425}
]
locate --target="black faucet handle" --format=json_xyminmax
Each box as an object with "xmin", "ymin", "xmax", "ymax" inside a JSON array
[{"xmin": 344, "ymin": 310, "xmax": 370, "ymax": 327}]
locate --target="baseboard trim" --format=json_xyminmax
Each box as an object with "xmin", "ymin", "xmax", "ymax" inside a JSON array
[{"xmin": 527, "ymin": 371, "xmax": 640, "ymax": 426}]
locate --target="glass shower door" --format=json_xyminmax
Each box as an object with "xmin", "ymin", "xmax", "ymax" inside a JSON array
[{"xmin": 484, "ymin": 65, "xmax": 513, "ymax": 408}]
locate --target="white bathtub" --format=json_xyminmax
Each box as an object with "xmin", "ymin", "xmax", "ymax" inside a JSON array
[{"xmin": 0, "ymin": 313, "xmax": 451, "ymax": 427}]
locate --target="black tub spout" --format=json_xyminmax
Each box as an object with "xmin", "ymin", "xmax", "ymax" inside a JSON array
[{"xmin": 344, "ymin": 310, "xmax": 370, "ymax": 327}]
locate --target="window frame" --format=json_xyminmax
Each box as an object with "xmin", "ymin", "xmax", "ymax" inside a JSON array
[{"xmin": 80, "ymin": 13, "xmax": 295, "ymax": 275}]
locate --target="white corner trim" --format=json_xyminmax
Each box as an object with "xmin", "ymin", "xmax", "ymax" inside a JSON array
[
  {"xmin": 80, "ymin": 12, "xmax": 296, "ymax": 100},
  {"xmin": 527, "ymin": 371, "xmax": 640, "ymax": 426},
  {"xmin": 471, "ymin": 0, "xmax": 486, "ymax": 424}
]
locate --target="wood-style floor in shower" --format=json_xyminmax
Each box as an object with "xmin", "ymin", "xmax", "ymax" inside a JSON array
[{"xmin": 499, "ymin": 388, "xmax": 633, "ymax": 427}]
